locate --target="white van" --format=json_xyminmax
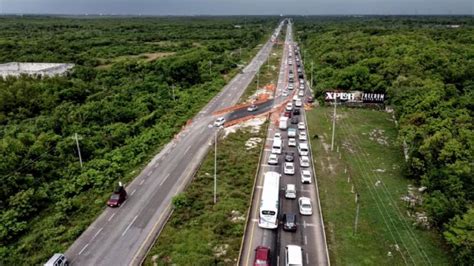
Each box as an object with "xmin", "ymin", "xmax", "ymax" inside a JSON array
[
  {"xmin": 285, "ymin": 245, "xmax": 303, "ymax": 266},
  {"xmin": 44, "ymin": 253, "xmax": 69, "ymax": 266},
  {"xmin": 298, "ymin": 142, "xmax": 309, "ymax": 156},
  {"xmin": 272, "ymin": 139, "xmax": 282, "ymax": 154}
]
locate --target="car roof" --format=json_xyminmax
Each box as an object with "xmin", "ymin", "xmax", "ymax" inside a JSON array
[
  {"xmin": 299, "ymin": 197, "xmax": 311, "ymax": 203},
  {"xmin": 302, "ymin": 169, "xmax": 311, "ymax": 174},
  {"xmin": 286, "ymin": 183, "xmax": 295, "ymax": 189},
  {"xmin": 255, "ymin": 246, "xmax": 270, "ymax": 258}
]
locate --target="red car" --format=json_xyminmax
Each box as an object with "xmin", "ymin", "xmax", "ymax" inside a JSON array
[
  {"xmin": 254, "ymin": 246, "xmax": 271, "ymax": 266},
  {"xmin": 283, "ymin": 110, "xmax": 292, "ymax": 118},
  {"xmin": 107, "ymin": 183, "xmax": 127, "ymax": 207}
]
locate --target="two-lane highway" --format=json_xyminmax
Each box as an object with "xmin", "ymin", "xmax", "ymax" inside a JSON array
[{"xmin": 65, "ymin": 20, "xmax": 286, "ymax": 266}]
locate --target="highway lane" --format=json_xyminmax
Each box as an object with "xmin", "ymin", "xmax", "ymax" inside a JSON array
[
  {"xmin": 240, "ymin": 21, "xmax": 330, "ymax": 266},
  {"xmin": 226, "ymin": 99, "xmax": 275, "ymax": 122},
  {"xmin": 240, "ymin": 20, "xmax": 292, "ymax": 266},
  {"xmin": 65, "ymin": 20, "xmax": 286, "ymax": 266}
]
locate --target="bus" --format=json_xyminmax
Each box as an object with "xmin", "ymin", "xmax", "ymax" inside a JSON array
[{"xmin": 259, "ymin": 171, "xmax": 281, "ymax": 229}]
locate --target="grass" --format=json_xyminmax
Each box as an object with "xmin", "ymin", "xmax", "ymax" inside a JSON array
[
  {"xmin": 238, "ymin": 26, "xmax": 286, "ymax": 103},
  {"xmin": 144, "ymin": 126, "xmax": 266, "ymax": 265},
  {"xmin": 307, "ymin": 106, "xmax": 451, "ymax": 265}
]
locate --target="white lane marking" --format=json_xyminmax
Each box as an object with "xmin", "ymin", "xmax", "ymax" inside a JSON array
[
  {"xmin": 121, "ymin": 215, "xmax": 138, "ymax": 237},
  {"xmin": 78, "ymin": 244, "xmax": 89, "ymax": 255},
  {"xmin": 304, "ymin": 220, "xmax": 307, "ymax": 228},
  {"xmin": 147, "ymin": 171, "xmax": 152, "ymax": 177},
  {"xmin": 108, "ymin": 213, "xmax": 116, "ymax": 222},
  {"xmin": 160, "ymin": 173, "xmax": 170, "ymax": 186},
  {"xmin": 153, "ymin": 163, "xmax": 159, "ymax": 169},
  {"xmin": 251, "ymin": 218, "xmax": 258, "ymax": 222},
  {"xmin": 184, "ymin": 146, "xmax": 191, "ymax": 154},
  {"xmin": 305, "ymin": 235, "xmax": 308, "ymax": 245},
  {"xmin": 139, "ymin": 179, "xmax": 145, "ymax": 185},
  {"xmin": 91, "ymin": 227, "xmax": 103, "ymax": 241},
  {"xmin": 131, "ymin": 189, "xmax": 137, "ymax": 196},
  {"xmin": 256, "ymin": 185, "xmax": 263, "ymax": 189},
  {"xmin": 306, "ymin": 253, "xmax": 310, "ymax": 264}
]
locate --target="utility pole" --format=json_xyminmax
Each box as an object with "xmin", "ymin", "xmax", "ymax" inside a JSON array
[
  {"xmin": 331, "ymin": 96, "xmax": 337, "ymax": 151},
  {"xmin": 74, "ymin": 133, "xmax": 83, "ymax": 168},
  {"xmin": 214, "ymin": 128, "xmax": 219, "ymax": 204},
  {"xmin": 209, "ymin": 60, "xmax": 212, "ymax": 76},
  {"xmin": 257, "ymin": 70, "xmax": 260, "ymax": 90},
  {"xmin": 171, "ymin": 85, "xmax": 176, "ymax": 102},
  {"xmin": 311, "ymin": 61, "xmax": 314, "ymax": 88},
  {"xmin": 353, "ymin": 193, "xmax": 360, "ymax": 235}
]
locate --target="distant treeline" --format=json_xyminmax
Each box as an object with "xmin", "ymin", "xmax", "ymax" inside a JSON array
[{"xmin": 295, "ymin": 16, "xmax": 473, "ymax": 264}]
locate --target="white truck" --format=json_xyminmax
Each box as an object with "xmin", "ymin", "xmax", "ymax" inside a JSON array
[{"xmin": 279, "ymin": 116, "xmax": 288, "ymax": 130}]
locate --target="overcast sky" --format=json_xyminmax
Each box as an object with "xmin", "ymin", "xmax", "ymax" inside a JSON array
[{"xmin": 1, "ymin": 0, "xmax": 472, "ymax": 15}]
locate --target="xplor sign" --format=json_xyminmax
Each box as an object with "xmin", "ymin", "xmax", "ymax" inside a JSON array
[{"xmin": 325, "ymin": 91, "xmax": 385, "ymax": 103}]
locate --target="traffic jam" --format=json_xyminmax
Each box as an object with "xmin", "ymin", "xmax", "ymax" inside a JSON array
[{"xmin": 253, "ymin": 41, "xmax": 318, "ymax": 265}]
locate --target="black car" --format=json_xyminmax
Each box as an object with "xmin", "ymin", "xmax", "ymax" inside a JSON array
[
  {"xmin": 298, "ymin": 73, "xmax": 304, "ymax": 79},
  {"xmin": 282, "ymin": 213, "xmax": 297, "ymax": 232},
  {"xmin": 284, "ymin": 152, "xmax": 295, "ymax": 162},
  {"xmin": 291, "ymin": 117, "xmax": 298, "ymax": 124},
  {"xmin": 293, "ymin": 108, "xmax": 300, "ymax": 115}
]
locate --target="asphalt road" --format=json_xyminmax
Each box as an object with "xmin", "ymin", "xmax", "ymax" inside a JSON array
[
  {"xmin": 65, "ymin": 20, "xmax": 286, "ymax": 266},
  {"xmin": 240, "ymin": 21, "xmax": 330, "ymax": 266},
  {"xmin": 226, "ymin": 99, "xmax": 275, "ymax": 122}
]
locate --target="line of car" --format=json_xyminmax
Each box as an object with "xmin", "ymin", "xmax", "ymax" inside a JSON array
[{"xmin": 254, "ymin": 42, "xmax": 314, "ymax": 266}]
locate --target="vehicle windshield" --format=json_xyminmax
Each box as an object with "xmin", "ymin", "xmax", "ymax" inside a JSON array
[
  {"xmin": 110, "ymin": 194, "xmax": 120, "ymax": 200},
  {"xmin": 303, "ymin": 204, "xmax": 311, "ymax": 208},
  {"xmin": 262, "ymin": 210, "xmax": 275, "ymax": 215}
]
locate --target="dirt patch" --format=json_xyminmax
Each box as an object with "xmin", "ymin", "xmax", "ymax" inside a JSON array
[
  {"xmin": 142, "ymin": 52, "xmax": 176, "ymax": 62},
  {"xmin": 368, "ymin": 128, "xmax": 389, "ymax": 146},
  {"xmin": 342, "ymin": 141, "xmax": 356, "ymax": 154},
  {"xmin": 245, "ymin": 137, "xmax": 262, "ymax": 150},
  {"xmin": 223, "ymin": 116, "xmax": 266, "ymax": 137}
]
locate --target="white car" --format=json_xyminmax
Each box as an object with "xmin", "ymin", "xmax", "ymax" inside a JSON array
[
  {"xmin": 289, "ymin": 73, "xmax": 295, "ymax": 79},
  {"xmin": 298, "ymin": 122, "xmax": 305, "ymax": 130},
  {"xmin": 298, "ymin": 197, "xmax": 313, "ymax": 215},
  {"xmin": 282, "ymin": 90, "xmax": 289, "ymax": 97},
  {"xmin": 214, "ymin": 117, "xmax": 225, "ymax": 127},
  {"xmin": 287, "ymin": 83, "xmax": 294, "ymax": 90},
  {"xmin": 274, "ymin": 132, "xmax": 281, "ymax": 140},
  {"xmin": 268, "ymin": 153, "xmax": 279, "ymax": 165},
  {"xmin": 285, "ymin": 184, "xmax": 297, "ymax": 199},
  {"xmin": 293, "ymin": 95, "xmax": 299, "ymax": 101},
  {"xmin": 301, "ymin": 169, "xmax": 312, "ymax": 184},
  {"xmin": 285, "ymin": 102, "xmax": 293, "ymax": 111},
  {"xmin": 288, "ymin": 138, "xmax": 297, "ymax": 147},
  {"xmin": 247, "ymin": 104, "xmax": 258, "ymax": 112},
  {"xmin": 299, "ymin": 83, "xmax": 305, "ymax": 90},
  {"xmin": 298, "ymin": 90, "xmax": 304, "ymax": 97},
  {"xmin": 298, "ymin": 131, "xmax": 307, "ymax": 141},
  {"xmin": 288, "ymin": 128, "xmax": 297, "ymax": 138},
  {"xmin": 284, "ymin": 162, "xmax": 295, "ymax": 175},
  {"xmin": 295, "ymin": 99, "xmax": 302, "ymax": 107},
  {"xmin": 299, "ymin": 156, "xmax": 310, "ymax": 168},
  {"xmin": 299, "ymin": 78, "xmax": 304, "ymax": 84}
]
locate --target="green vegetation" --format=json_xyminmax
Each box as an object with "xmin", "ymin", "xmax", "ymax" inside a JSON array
[
  {"xmin": 239, "ymin": 24, "xmax": 286, "ymax": 102},
  {"xmin": 144, "ymin": 126, "xmax": 265, "ymax": 265},
  {"xmin": 307, "ymin": 107, "xmax": 449, "ymax": 264},
  {"xmin": 297, "ymin": 16, "xmax": 473, "ymax": 264},
  {"xmin": 0, "ymin": 16, "xmax": 278, "ymax": 264}
]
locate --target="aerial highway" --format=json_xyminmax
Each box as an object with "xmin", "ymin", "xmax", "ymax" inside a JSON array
[
  {"xmin": 65, "ymin": 20, "xmax": 286, "ymax": 266},
  {"xmin": 240, "ymin": 21, "xmax": 330, "ymax": 265}
]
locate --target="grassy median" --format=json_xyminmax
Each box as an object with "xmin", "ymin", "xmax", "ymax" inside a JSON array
[
  {"xmin": 307, "ymin": 106, "xmax": 450, "ymax": 265},
  {"xmin": 239, "ymin": 26, "xmax": 286, "ymax": 103},
  {"xmin": 144, "ymin": 125, "xmax": 266, "ymax": 265}
]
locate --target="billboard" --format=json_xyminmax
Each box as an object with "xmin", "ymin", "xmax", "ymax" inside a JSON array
[{"xmin": 325, "ymin": 91, "xmax": 385, "ymax": 103}]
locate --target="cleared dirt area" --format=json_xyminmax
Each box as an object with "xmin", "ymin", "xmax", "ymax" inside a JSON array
[{"xmin": 96, "ymin": 52, "xmax": 176, "ymax": 69}]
